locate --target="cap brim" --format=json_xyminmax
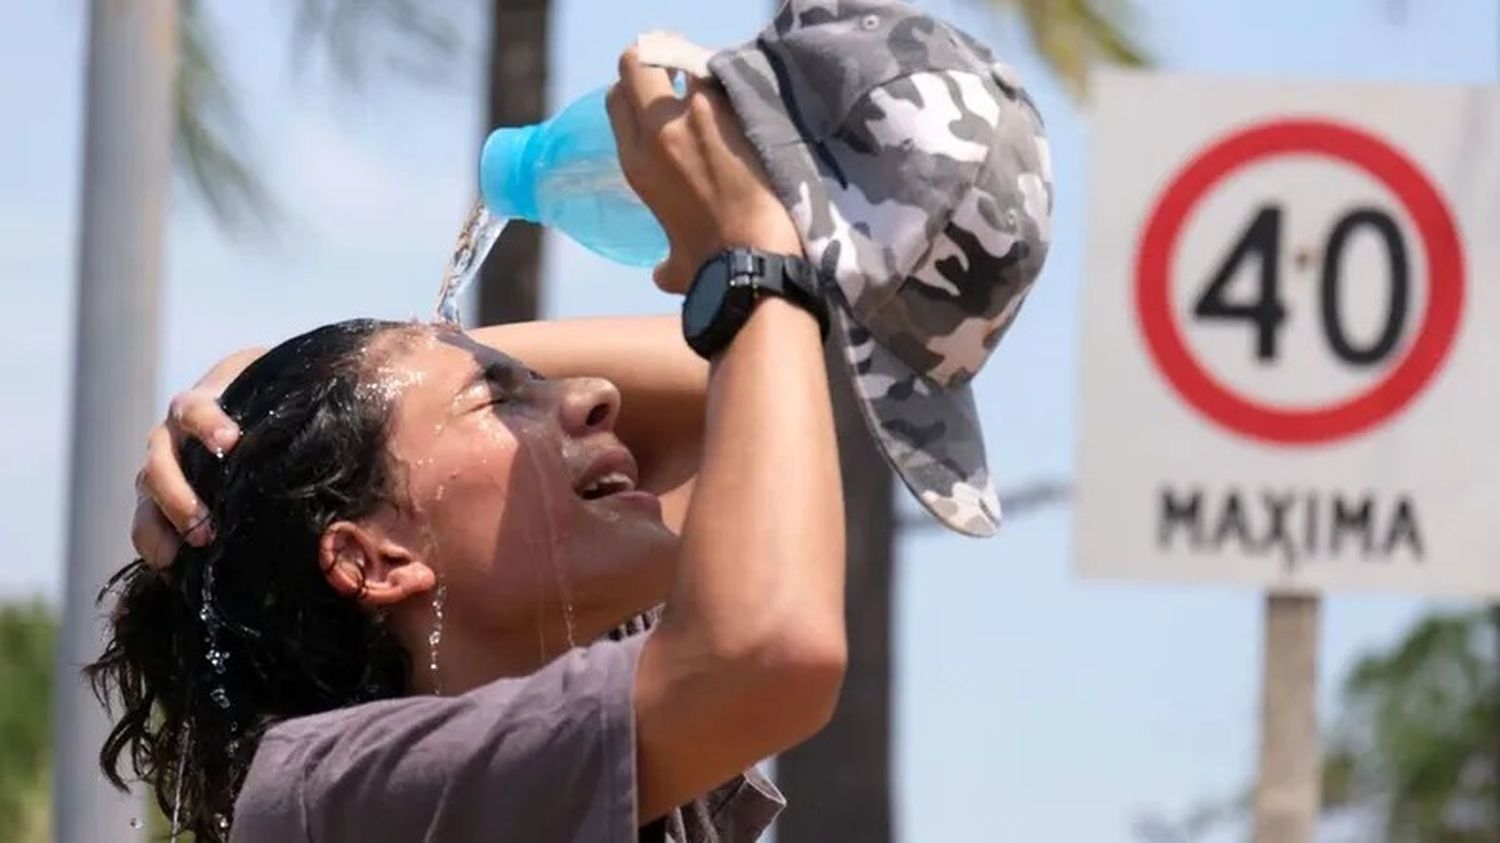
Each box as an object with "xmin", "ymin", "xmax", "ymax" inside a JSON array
[{"xmin": 828, "ymin": 303, "xmax": 1001, "ymax": 538}]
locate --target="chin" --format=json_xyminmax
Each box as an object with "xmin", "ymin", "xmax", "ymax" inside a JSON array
[{"xmin": 568, "ymin": 517, "xmax": 678, "ymax": 610}]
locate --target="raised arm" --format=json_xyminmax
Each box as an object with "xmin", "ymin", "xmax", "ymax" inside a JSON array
[{"xmin": 604, "ymin": 51, "xmax": 846, "ymax": 822}]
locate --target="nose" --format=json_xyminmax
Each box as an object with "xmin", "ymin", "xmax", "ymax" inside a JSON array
[{"xmin": 556, "ymin": 377, "xmax": 621, "ymax": 438}]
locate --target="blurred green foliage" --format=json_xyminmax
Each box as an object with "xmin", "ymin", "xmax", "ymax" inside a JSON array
[
  {"xmin": 1134, "ymin": 609, "xmax": 1500, "ymax": 843},
  {"xmin": 0, "ymin": 602, "xmax": 56, "ymax": 842},
  {"xmin": 1323, "ymin": 609, "xmax": 1499, "ymax": 842}
]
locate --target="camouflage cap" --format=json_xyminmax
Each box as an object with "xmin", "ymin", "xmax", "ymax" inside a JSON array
[{"xmin": 697, "ymin": 1, "xmax": 1052, "ymax": 536}]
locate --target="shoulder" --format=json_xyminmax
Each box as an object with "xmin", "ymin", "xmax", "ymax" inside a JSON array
[
  {"xmin": 264, "ymin": 632, "xmax": 646, "ymax": 755},
  {"xmin": 234, "ymin": 636, "xmax": 648, "ymax": 841}
]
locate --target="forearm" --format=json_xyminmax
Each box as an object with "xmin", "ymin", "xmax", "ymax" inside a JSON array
[
  {"xmin": 670, "ymin": 299, "xmax": 843, "ymax": 655},
  {"xmin": 636, "ymin": 298, "xmax": 845, "ymax": 817},
  {"xmin": 469, "ymin": 315, "xmax": 704, "ymax": 417}
]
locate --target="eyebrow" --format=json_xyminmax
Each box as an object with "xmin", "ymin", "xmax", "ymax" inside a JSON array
[{"xmin": 463, "ymin": 360, "xmax": 511, "ymax": 394}]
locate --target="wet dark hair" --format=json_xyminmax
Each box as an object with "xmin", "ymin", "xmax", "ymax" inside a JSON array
[{"xmin": 86, "ymin": 318, "xmax": 420, "ymax": 841}]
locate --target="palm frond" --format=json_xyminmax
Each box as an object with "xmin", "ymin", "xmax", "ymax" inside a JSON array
[
  {"xmin": 992, "ymin": 0, "xmax": 1150, "ymax": 99},
  {"xmin": 175, "ymin": 0, "xmax": 276, "ymax": 233},
  {"xmin": 289, "ymin": 0, "xmax": 462, "ymax": 89},
  {"xmin": 174, "ymin": 0, "xmax": 463, "ymax": 235}
]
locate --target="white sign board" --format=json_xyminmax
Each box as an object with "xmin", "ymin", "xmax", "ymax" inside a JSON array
[{"xmin": 1076, "ymin": 71, "xmax": 1500, "ymax": 597}]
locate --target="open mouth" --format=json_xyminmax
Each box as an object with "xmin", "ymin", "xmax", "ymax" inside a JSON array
[
  {"xmin": 577, "ymin": 471, "xmax": 636, "ymax": 500},
  {"xmin": 574, "ymin": 449, "xmax": 640, "ymax": 501}
]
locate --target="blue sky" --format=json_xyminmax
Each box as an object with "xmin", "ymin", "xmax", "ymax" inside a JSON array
[{"xmin": 2, "ymin": 1, "xmax": 1497, "ymax": 840}]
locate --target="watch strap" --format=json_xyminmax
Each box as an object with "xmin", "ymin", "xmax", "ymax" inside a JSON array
[
  {"xmin": 732, "ymin": 250, "xmax": 829, "ymax": 339},
  {"xmin": 682, "ymin": 247, "xmax": 829, "ymax": 360}
]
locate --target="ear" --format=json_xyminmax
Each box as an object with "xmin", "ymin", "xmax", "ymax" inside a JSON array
[{"xmin": 319, "ymin": 521, "xmax": 436, "ymax": 608}]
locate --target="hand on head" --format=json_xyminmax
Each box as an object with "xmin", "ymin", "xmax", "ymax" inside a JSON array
[{"xmin": 132, "ymin": 347, "xmax": 262, "ymax": 570}]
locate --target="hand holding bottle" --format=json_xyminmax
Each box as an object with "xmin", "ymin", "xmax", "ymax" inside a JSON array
[{"xmin": 604, "ymin": 47, "xmax": 803, "ymax": 294}]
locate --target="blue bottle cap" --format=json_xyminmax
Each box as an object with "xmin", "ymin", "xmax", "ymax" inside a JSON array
[{"xmin": 479, "ymin": 125, "xmax": 539, "ymax": 221}]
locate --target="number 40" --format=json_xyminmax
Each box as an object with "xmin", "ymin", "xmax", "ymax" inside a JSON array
[{"xmin": 1193, "ymin": 204, "xmax": 1411, "ymax": 366}]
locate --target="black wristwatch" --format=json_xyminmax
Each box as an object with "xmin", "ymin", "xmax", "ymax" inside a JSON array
[{"xmin": 681, "ymin": 248, "xmax": 828, "ymax": 360}]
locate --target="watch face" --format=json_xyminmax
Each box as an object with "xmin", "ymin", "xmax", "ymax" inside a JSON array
[{"xmin": 684, "ymin": 260, "xmax": 729, "ymax": 337}]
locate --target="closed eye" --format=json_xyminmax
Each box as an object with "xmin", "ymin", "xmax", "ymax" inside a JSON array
[
  {"xmin": 480, "ymin": 361, "xmax": 533, "ymax": 407},
  {"xmin": 462, "ymin": 357, "xmax": 540, "ymax": 412}
]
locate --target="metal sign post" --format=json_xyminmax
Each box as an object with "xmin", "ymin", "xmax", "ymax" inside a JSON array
[{"xmin": 1253, "ymin": 595, "xmax": 1320, "ymax": 842}]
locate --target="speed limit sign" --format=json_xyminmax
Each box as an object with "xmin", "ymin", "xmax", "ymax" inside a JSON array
[{"xmin": 1076, "ymin": 71, "xmax": 1500, "ymax": 596}]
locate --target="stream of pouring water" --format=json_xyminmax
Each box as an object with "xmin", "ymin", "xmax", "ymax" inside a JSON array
[
  {"xmin": 434, "ymin": 199, "xmax": 509, "ymax": 326},
  {"xmin": 432, "ymin": 200, "xmax": 578, "ymax": 657}
]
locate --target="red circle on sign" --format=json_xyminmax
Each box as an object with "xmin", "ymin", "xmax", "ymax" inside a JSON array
[{"xmin": 1135, "ymin": 119, "xmax": 1464, "ymax": 445}]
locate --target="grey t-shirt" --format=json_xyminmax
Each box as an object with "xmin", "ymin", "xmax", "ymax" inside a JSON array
[{"xmin": 231, "ymin": 634, "xmax": 783, "ymax": 842}]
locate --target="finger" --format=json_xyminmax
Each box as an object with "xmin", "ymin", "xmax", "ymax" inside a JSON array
[
  {"xmin": 683, "ymin": 76, "xmax": 765, "ymax": 169},
  {"xmin": 683, "ymin": 75, "xmax": 728, "ymax": 109},
  {"xmin": 617, "ymin": 46, "xmax": 682, "ymax": 129},
  {"xmin": 167, "ymin": 391, "xmax": 240, "ymax": 457},
  {"xmin": 197, "ymin": 346, "xmax": 266, "ymax": 394},
  {"xmin": 653, "ymin": 252, "xmax": 694, "ymax": 294},
  {"xmin": 143, "ymin": 425, "xmax": 214, "ymax": 544},
  {"xmin": 132, "ymin": 494, "xmax": 183, "ymax": 571},
  {"xmin": 604, "ymin": 83, "xmax": 641, "ymax": 163}
]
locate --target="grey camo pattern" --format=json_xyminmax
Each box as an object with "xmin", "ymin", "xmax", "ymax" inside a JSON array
[{"xmin": 708, "ymin": 0, "xmax": 1052, "ymax": 537}]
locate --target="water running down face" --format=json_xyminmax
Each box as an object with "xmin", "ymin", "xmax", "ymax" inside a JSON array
[{"xmin": 328, "ymin": 326, "xmax": 678, "ymax": 685}]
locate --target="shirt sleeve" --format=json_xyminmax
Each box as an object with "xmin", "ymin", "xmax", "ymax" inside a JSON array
[{"xmin": 232, "ymin": 635, "xmax": 645, "ymax": 843}]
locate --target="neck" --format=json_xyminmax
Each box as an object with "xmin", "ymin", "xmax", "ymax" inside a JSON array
[{"xmin": 407, "ymin": 604, "xmax": 657, "ymax": 695}]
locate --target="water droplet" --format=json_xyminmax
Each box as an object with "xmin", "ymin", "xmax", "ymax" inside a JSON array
[
  {"xmin": 206, "ymin": 648, "xmax": 229, "ymax": 672},
  {"xmin": 862, "ymin": 13, "xmax": 880, "ymax": 29},
  {"xmin": 428, "ymin": 581, "xmax": 446, "ymax": 693},
  {"xmin": 129, "ymin": 817, "xmax": 142, "ymax": 829},
  {"xmin": 216, "ymin": 814, "xmax": 230, "ymax": 830},
  {"xmin": 209, "ymin": 687, "xmax": 231, "ymax": 710},
  {"xmin": 561, "ymin": 597, "xmax": 578, "ymax": 650}
]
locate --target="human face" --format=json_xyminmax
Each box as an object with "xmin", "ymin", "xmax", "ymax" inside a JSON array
[{"xmin": 370, "ymin": 327, "xmax": 677, "ymax": 664}]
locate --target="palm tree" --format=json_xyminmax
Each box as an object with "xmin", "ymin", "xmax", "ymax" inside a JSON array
[
  {"xmin": 173, "ymin": 0, "xmax": 544, "ymax": 326},
  {"xmin": 172, "ymin": 0, "xmax": 464, "ymax": 229},
  {"xmin": 475, "ymin": 0, "xmax": 549, "ymax": 327}
]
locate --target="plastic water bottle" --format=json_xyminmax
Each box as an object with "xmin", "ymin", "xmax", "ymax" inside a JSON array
[{"xmin": 480, "ymin": 86, "xmax": 669, "ymax": 267}]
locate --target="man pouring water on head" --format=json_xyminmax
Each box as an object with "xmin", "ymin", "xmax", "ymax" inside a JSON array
[{"xmin": 102, "ymin": 3, "xmax": 1050, "ymax": 840}]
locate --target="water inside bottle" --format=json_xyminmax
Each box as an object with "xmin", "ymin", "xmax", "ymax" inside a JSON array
[{"xmin": 434, "ymin": 199, "xmax": 509, "ymax": 326}]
